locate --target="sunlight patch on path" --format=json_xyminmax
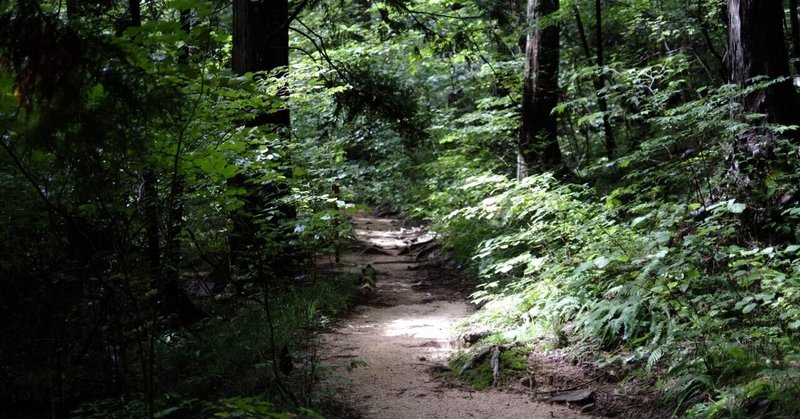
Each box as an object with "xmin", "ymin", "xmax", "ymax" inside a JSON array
[
  {"xmin": 384, "ymin": 315, "xmax": 453, "ymax": 339},
  {"xmin": 319, "ymin": 212, "xmax": 586, "ymax": 418},
  {"xmin": 382, "ymin": 305, "xmax": 460, "ymax": 362}
]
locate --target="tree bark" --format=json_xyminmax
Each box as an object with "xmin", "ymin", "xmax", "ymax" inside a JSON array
[
  {"xmin": 161, "ymin": 8, "xmax": 204, "ymax": 325},
  {"xmin": 519, "ymin": 0, "xmax": 562, "ymax": 175},
  {"xmin": 178, "ymin": 8, "xmax": 191, "ymax": 64},
  {"xmin": 230, "ymin": 0, "xmax": 295, "ymax": 278},
  {"xmin": 143, "ymin": 171, "xmax": 159, "ymax": 279},
  {"xmin": 727, "ymin": 0, "xmax": 799, "ymax": 187},
  {"xmin": 594, "ymin": 0, "xmax": 614, "ymax": 159},
  {"xmin": 233, "ymin": 0, "xmax": 290, "ymax": 127},
  {"xmin": 572, "ymin": 1, "xmax": 615, "ymax": 160},
  {"xmin": 728, "ymin": 0, "xmax": 797, "ymax": 126},
  {"xmin": 66, "ymin": 0, "xmax": 78, "ymax": 20},
  {"xmin": 790, "ymin": 0, "xmax": 800, "ymax": 74},
  {"xmin": 129, "ymin": 0, "xmax": 141, "ymax": 27},
  {"xmin": 573, "ymin": 3, "xmax": 590, "ymax": 57}
]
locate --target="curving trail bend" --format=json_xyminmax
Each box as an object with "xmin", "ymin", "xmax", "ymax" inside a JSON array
[{"xmin": 318, "ymin": 213, "xmax": 585, "ymax": 419}]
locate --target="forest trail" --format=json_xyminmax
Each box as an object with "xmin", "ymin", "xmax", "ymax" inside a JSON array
[{"xmin": 318, "ymin": 212, "xmax": 585, "ymax": 419}]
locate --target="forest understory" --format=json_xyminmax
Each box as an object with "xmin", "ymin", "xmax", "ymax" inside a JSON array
[
  {"xmin": 319, "ymin": 211, "xmax": 665, "ymax": 418},
  {"xmin": 319, "ymin": 212, "xmax": 583, "ymax": 418},
  {"xmin": 5, "ymin": 0, "xmax": 800, "ymax": 417}
]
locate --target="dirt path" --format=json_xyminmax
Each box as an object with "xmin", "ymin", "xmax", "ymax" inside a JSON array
[{"xmin": 319, "ymin": 213, "xmax": 586, "ymax": 418}]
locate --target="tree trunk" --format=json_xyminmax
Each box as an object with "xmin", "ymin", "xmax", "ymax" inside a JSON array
[
  {"xmin": 728, "ymin": 0, "xmax": 797, "ymax": 126},
  {"xmin": 790, "ymin": 0, "xmax": 800, "ymax": 74},
  {"xmin": 129, "ymin": 0, "xmax": 141, "ymax": 27},
  {"xmin": 178, "ymin": 9, "xmax": 191, "ymax": 64},
  {"xmin": 233, "ymin": 0, "xmax": 290, "ymax": 127},
  {"xmin": 519, "ymin": 0, "xmax": 562, "ymax": 175},
  {"xmin": 572, "ymin": 1, "xmax": 614, "ymax": 160},
  {"xmin": 230, "ymin": 0, "xmax": 295, "ymax": 278},
  {"xmin": 573, "ymin": 3, "xmax": 590, "ymax": 57},
  {"xmin": 66, "ymin": 0, "xmax": 78, "ymax": 20},
  {"xmin": 727, "ymin": 0, "xmax": 799, "ymax": 185},
  {"xmin": 594, "ymin": 0, "xmax": 614, "ymax": 159},
  {"xmin": 161, "ymin": 9, "xmax": 205, "ymax": 325},
  {"xmin": 143, "ymin": 171, "xmax": 159, "ymax": 278}
]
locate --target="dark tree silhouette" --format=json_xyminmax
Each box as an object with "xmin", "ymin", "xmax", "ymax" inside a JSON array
[{"xmin": 519, "ymin": 0, "xmax": 562, "ymax": 176}]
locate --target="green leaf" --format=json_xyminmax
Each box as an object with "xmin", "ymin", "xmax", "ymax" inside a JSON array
[
  {"xmin": 155, "ymin": 407, "xmax": 181, "ymax": 418},
  {"xmin": 727, "ymin": 201, "xmax": 746, "ymax": 214},
  {"xmin": 497, "ymin": 264, "xmax": 513, "ymax": 274},
  {"xmin": 168, "ymin": 0, "xmax": 205, "ymax": 10},
  {"xmin": 594, "ymin": 256, "xmax": 610, "ymax": 269},
  {"xmin": 631, "ymin": 213, "xmax": 652, "ymax": 227},
  {"xmin": 292, "ymin": 167, "xmax": 308, "ymax": 177}
]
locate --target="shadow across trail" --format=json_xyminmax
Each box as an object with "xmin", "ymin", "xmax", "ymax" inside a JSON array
[{"xmin": 319, "ymin": 212, "xmax": 584, "ymax": 419}]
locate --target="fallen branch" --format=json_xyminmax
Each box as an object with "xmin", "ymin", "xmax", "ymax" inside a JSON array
[
  {"xmin": 459, "ymin": 343, "xmax": 519, "ymax": 375},
  {"xmin": 490, "ymin": 346, "xmax": 501, "ymax": 387},
  {"xmin": 459, "ymin": 346, "xmax": 493, "ymax": 374},
  {"xmin": 461, "ymin": 330, "xmax": 490, "ymax": 345}
]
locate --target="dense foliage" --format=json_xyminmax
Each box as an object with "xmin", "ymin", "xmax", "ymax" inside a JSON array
[{"xmin": 3, "ymin": 0, "xmax": 800, "ymax": 417}]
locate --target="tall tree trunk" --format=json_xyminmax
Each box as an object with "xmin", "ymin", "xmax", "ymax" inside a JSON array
[
  {"xmin": 573, "ymin": 3, "xmax": 590, "ymax": 57},
  {"xmin": 129, "ymin": 0, "xmax": 141, "ymax": 27},
  {"xmin": 728, "ymin": 0, "xmax": 796, "ymax": 122},
  {"xmin": 727, "ymin": 0, "xmax": 799, "ymax": 185},
  {"xmin": 230, "ymin": 0, "xmax": 295, "ymax": 278},
  {"xmin": 573, "ymin": 1, "xmax": 614, "ymax": 160},
  {"xmin": 728, "ymin": 0, "xmax": 798, "ymax": 129},
  {"xmin": 594, "ymin": 0, "xmax": 614, "ymax": 159},
  {"xmin": 519, "ymin": 0, "xmax": 562, "ymax": 175},
  {"xmin": 233, "ymin": 0, "xmax": 290, "ymax": 127},
  {"xmin": 178, "ymin": 9, "xmax": 191, "ymax": 64},
  {"xmin": 161, "ymin": 8, "xmax": 205, "ymax": 325},
  {"xmin": 790, "ymin": 0, "xmax": 800, "ymax": 74},
  {"xmin": 66, "ymin": 0, "xmax": 78, "ymax": 20},
  {"xmin": 143, "ymin": 171, "xmax": 159, "ymax": 281}
]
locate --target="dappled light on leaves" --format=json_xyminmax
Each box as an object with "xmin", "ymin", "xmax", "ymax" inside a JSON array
[{"xmin": 3, "ymin": 0, "xmax": 800, "ymax": 417}]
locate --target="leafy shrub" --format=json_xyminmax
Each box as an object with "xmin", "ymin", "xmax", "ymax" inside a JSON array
[{"xmin": 415, "ymin": 163, "xmax": 800, "ymax": 415}]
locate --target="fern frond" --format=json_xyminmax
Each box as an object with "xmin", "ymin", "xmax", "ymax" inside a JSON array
[{"xmin": 647, "ymin": 345, "xmax": 665, "ymax": 371}]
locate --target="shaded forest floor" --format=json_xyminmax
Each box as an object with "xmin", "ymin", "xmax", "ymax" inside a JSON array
[{"xmin": 315, "ymin": 212, "xmax": 590, "ymax": 418}]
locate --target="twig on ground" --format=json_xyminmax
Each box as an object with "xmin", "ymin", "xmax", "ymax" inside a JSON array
[{"xmin": 490, "ymin": 346, "xmax": 501, "ymax": 387}]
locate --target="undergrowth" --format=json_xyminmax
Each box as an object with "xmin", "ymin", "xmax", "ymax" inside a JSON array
[
  {"xmin": 328, "ymin": 59, "xmax": 800, "ymax": 415},
  {"xmin": 446, "ymin": 347, "xmax": 529, "ymax": 390},
  {"xmin": 72, "ymin": 273, "xmax": 360, "ymax": 418},
  {"xmin": 378, "ymin": 154, "xmax": 800, "ymax": 416}
]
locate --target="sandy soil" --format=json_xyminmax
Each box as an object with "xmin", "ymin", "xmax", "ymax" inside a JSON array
[{"xmin": 318, "ymin": 213, "xmax": 587, "ymax": 419}]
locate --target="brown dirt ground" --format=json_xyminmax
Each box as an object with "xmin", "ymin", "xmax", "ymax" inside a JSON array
[
  {"xmin": 525, "ymin": 348, "xmax": 667, "ymax": 418},
  {"xmin": 317, "ymin": 212, "xmax": 594, "ymax": 418}
]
